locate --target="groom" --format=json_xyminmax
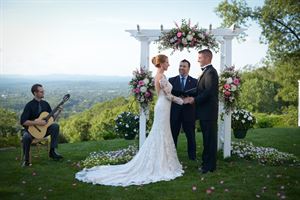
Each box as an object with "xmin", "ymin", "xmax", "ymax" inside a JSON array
[
  {"xmin": 169, "ymin": 59, "xmax": 198, "ymax": 160},
  {"xmin": 184, "ymin": 49, "xmax": 219, "ymax": 174}
]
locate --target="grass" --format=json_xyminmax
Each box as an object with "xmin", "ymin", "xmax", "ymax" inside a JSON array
[{"xmin": 0, "ymin": 127, "xmax": 299, "ymax": 200}]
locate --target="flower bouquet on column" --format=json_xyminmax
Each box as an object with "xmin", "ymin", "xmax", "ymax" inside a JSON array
[
  {"xmin": 219, "ymin": 66, "xmax": 241, "ymax": 115},
  {"xmin": 129, "ymin": 69, "xmax": 155, "ymax": 115}
]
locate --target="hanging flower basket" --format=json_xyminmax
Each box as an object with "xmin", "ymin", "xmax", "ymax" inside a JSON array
[{"xmin": 156, "ymin": 19, "xmax": 219, "ymax": 54}]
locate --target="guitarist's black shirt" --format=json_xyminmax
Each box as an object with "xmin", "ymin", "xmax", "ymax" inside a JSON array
[{"xmin": 20, "ymin": 99, "xmax": 52, "ymax": 129}]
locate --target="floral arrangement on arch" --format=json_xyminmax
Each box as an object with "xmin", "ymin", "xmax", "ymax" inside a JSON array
[
  {"xmin": 157, "ymin": 19, "xmax": 219, "ymax": 54},
  {"xmin": 219, "ymin": 66, "xmax": 241, "ymax": 114},
  {"xmin": 129, "ymin": 69, "xmax": 155, "ymax": 111}
]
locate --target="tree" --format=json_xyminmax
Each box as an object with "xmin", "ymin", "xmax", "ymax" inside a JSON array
[{"xmin": 215, "ymin": 0, "xmax": 300, "ymax": 58}]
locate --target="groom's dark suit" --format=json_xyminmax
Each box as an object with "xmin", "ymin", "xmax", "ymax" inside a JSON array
[
  {"xmin": 169, "ymin": 75, "xmax": 197, "ymax": 160},
  {"xmin": 194, "ymin": 64, "xmax": 219, "ymax": 171}
]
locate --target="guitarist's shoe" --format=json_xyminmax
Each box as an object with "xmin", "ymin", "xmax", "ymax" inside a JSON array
[{"xmin": 49, "ymin": 149, "xmax": 63, "ymax": 160}]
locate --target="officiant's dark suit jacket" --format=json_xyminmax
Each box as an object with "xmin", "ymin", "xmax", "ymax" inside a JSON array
[
  {"xmin": 195, "ymin": 65, "xmax": 219, "ymax": 120},
  {"xmin": 169, "ymin": 75, "xmax": 198, "ymax": 122}
]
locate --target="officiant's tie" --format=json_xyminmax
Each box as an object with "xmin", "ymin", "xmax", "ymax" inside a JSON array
[{"xmin": 181, "ymin": 77, "xmax": 185, "ymax": 91}]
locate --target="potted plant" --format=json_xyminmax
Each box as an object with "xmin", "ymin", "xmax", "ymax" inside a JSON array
[
  {"xmin": 232, "ymin": 109, "xmax": 256, "ymax": 139},
  {"xmin": 114, "ymin": 111, "xmax": 139, "ymax": 140}
]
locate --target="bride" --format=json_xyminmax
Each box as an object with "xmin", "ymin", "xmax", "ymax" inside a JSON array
[{"xmin": 75, "ymin": 54, "xmax": 185, "ymax": 186}]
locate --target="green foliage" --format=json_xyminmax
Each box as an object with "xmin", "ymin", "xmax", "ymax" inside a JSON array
[
  {"xmin": 60, "ymin": 96, "xmax": 156, "ymax": 143},
  {"xmin": 0, "ymin": 107, "xmax": 20, "ymax": 137},
  {"xmin": 254, "ymin": 112, "xmax": 297, "ymax": 128},
  {"xmin": 215, "ymin": 0, "xmax": 300, "ymax": 57}
]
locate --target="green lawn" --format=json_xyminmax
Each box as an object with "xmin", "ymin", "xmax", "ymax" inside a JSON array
[{"xmin": 0, "ymin": 128, "xmax": 299, "ymax": 200}]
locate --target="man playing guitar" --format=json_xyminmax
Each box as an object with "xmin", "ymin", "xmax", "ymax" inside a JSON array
[{"xmin": 21, "ymin": 84, "xmax": 63, "ymax": 167}]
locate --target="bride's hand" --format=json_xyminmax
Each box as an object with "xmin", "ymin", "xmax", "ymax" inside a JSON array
[{"xmin": 183, "ymin": 97, "xmax": 189, "ymax": 104}]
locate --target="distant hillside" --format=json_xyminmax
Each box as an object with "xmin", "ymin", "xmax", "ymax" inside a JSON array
[
  {"xmin": 59, "ymin": 96, "xmax": 156, "ymax": 143},
  {"xmin": 0, "ymin": 75, "xmax": 131, "ymax": 116}
]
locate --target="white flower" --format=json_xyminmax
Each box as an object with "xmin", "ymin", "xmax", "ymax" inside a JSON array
[
  {"xmin": 244, "ymin": 115, "xmax": 247, "ymax": 119},
  {"xmin": 186, "ymin": 34, "xmax": 193, "ymax": 41},
  {"xmin": 140, "ymin": 86, "xmax": 147, "ymax": 93},
  {"xmin": 143, "ymin": 78, "xmax": 149, "ymax": 85},
  {"xmin": 125, "ymin": 124, "xmax": 129, "ymax": 128},
  {"xmin": 182, "ymin": 38, "xmax": 188, "ymax": 45},
  {"xmin": 226, "ymin": 77, "xmax": 233, "ymax": 84},
  {"xmin": 231, "ymin": 85, "xmax": 237, "ymax": 91},
  {"xmin": 248, "ymin": 116, "xmax": 253, "ymax": 121},
  {"xmin": 125, "ymin": 134, "xmax": 128, "ymax": 136},
  {"xmin": 241, "ymin": 120, "xmax": 245, "ymax": 124}
]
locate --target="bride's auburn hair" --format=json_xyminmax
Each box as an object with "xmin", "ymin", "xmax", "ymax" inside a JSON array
[{"xmin": 151, "ymin": 54, "xmax": 168, "ymax": 68}]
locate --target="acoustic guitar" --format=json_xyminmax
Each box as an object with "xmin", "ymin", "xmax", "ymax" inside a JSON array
[{"xmin": 28, "ymin": 94, "xmax": 70, "ymax": 139}]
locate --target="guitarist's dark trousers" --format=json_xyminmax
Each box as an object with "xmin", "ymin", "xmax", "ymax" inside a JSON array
[{"xmin": 21, "ymin": 123, "xmax": 59, "ymax": 162}]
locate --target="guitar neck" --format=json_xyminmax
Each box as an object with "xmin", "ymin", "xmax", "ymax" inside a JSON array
[{"xmin": 44, "ymin": 101, "xmax": 64, "ymax": 121}]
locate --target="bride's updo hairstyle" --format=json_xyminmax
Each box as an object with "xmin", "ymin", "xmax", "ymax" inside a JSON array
[{"xmin": 151, "ymin": 54, "xmax": 168, "ymax": 68}]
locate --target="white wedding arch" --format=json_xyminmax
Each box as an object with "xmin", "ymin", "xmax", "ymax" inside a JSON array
[{"xmin": 126, "ymin": 24, "xmax": 246, "ymax": 158}]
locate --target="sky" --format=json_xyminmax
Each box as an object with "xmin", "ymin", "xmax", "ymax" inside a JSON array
[{"xmin": 0, "ymin": 0, "xmax": 267, "ymax": 78}]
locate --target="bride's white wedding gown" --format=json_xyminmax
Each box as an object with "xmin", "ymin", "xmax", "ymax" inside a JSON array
[{"xmin": 75, "ymin": 76, "xmax": 184, "ymax": 186}]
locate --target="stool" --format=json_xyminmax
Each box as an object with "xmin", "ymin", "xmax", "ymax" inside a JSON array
[{"xmin": 20, "ymin": 137, "xmax": 50, "ymax": 164}]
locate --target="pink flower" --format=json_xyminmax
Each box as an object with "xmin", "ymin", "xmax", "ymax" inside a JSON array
[
  {"xmin": 224, "ymin": 91, "xmax": 231, "ymax": 96},
  {"xmin": 145, "ymin": 91, "xmax": 151, "ymax": 98},
  {"xmin": 206, "ymin": 189, "xmax": 212, "ymax": 194},
  {"xmin": 177, "ymin": 32, "xmax": 182, "ymax": 38},
  {"xmin": 224, "ymin": 84, "xmax": 231, "ymax": 90},
  {"xmin": 233, "ymin": 78, "xmax": 240, "ymax": 85},
  {"xmin": 138, "ymin": 80, "xmax": 144, "ymax": 86},
  {"xmin": 135, "ymin": 88, "xmax": 140, "ymax": 93}
]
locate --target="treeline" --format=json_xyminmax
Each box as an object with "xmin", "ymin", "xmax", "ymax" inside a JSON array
[{"xmin": 239, "ymin": 52, "xmax": 299, "ymax": 127}]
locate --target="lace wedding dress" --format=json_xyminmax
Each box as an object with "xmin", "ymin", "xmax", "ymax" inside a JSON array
[{"xmin": 75, "ymin": 75, "xmax": 184, "ymax": 186}]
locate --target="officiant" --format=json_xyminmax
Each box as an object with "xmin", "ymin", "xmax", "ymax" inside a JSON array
[{"xmin": 169, "ymin": 59, "xmax": 198, "ymax": 160}]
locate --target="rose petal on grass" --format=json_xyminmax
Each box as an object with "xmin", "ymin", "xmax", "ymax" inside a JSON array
[
  {"xmin": 192, "ymin": 186, "xmax": 197, "ymax": 191},
  {"xmin": 280, "ymin": 185, "xmax": 285, "ymax": 190},
  {"xmin": 38, "ymin": 187, "xmax": 42, "ymax": 191},
  {"xmin": 72, "ymin": 183, "xmax": 77, "ymax": 186},
  {"xmin": 224, "ymin": 188, "xmax": 229, "ymax": 192},
  {"xmin": 206, "ymin": 189, "xmax": 212, "ymax": 194},
  {"xmin": 22, "ymin": 181, "xmax": 26, "ymax": 184},
  {"xmin": 220, "ymin": 180, "xmax": 224, "ymax": 184},
  {"xmin": 32, "ymin": 172, "xmax": 36, "ymax": 176},
  {"xmin": 210, "ymin": 186, "xmax": 215, "ymax": 190},
  {"xmin": 256, "ymin": 194, "xmax": 260, "ymax": 198}
]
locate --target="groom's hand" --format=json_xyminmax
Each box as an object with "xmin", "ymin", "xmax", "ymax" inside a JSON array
[{"xmin": 183, "ymin": 97, "xmax": 194, "ymax": 104}]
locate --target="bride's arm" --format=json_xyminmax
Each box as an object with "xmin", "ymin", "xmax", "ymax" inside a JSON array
[{"xmin": 159, "ymin": 77, "xmax": 184, "ymax": 105}]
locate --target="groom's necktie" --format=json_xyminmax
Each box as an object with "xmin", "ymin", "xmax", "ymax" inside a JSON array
[{"xmin": 181, "ymin": 77, "xmax": 185, "ymax": 91}]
